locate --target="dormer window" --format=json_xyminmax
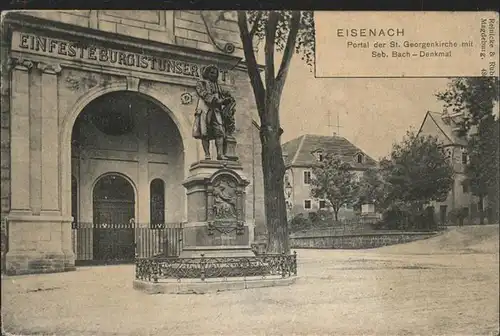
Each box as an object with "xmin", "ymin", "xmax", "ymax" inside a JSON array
[
  {"xmin": 356, "ymin": 153, "xmax": 364, "ymax": 164},
  {"xmin": 313, "ymin": 150, "xmax": 324, "ymax": 162},
  {"xmin": 461, "ymin": 148, "xmax": 468, "ymax": 165},
  {"xmin": 444, "ymin": 147, "xmax": 453, "ymax": 160}
]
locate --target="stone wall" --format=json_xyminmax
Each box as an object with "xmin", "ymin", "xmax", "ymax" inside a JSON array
[
  {"xmin": 1, "ymin": 26, "xmax": 10, "ymax": 271},
  {"xmin": 290, "ymin": 232, "xmax": 438, "ymax": 249},
  {"xmin": 19, "ymin": 10, "xmax": 243, "ymax": 58},
  {"xmin": 1, "ymin": 28, "xmax": 10, "ymax": 218},
  {"xmin": 173, "ymin": 11, "xmax": 242, "ymax": 56}
]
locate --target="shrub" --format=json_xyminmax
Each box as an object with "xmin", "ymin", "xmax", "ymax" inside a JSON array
[
  {"xmin": 289, "ymin": 213, "xmax": 312, "ymax": 232},
  {"xmin": 307, "ymin": 212, "xmax": 319, "ymax": 225},
  {"xmin": 448, "ymin": 207, "xmax": 469, "ymax": 226}
]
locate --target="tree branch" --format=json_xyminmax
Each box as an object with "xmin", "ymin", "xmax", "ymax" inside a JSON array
[
  {"xmin": 237, "ymin": 11, "xmax": 266, "ymax": 117},
  {"xmin": 249, "ymin": 11, "xmax": 263, "ymax": 37},
  {"xmin": 269, "ymin": 11, "xmax": 301, "ymax": 127},
  {"xmin": 275, "ymin": 11, "xmax": 300, "ymax": 88},
  {"xmin": 264, "ymin": 11, "xmax": 278, "ymax": 92}
]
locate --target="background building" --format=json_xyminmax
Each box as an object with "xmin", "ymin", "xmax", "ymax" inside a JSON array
[
  {"xmin": 1, "ymin": 10, "xmax": 266, "ymax": 274},
  {"xmin": 282, "ymin": 134, "xmax": 377, "ymax": 219},
  {"xmin": 417, "ymin": 110, "xmax": 480, "ymax": 225}
]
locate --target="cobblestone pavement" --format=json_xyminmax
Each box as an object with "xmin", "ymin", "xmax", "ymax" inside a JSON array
[{"xmin": 2, "ymin": 225, "xmax": 499, "ymax": 336}]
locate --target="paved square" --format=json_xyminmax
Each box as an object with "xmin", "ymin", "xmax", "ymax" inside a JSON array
[{"xmin": 2, "ymin": 226, "xmax": 498, "ymax": 336}]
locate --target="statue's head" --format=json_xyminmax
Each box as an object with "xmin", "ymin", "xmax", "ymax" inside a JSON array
[{"xmin": 202, "ymin": 65, "xmax": 219, "ymax": 82}]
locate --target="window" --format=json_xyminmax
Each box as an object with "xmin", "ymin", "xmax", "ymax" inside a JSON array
[
  {"xmin": 462, "ymin": 182, "xmax": 469, "ymax": 193},
  {"xmin": 319, "ymin": 200, "xmax": 326, "ymax": 209},
  {"xmin": 304, "ymin": 200, "xmax": 312, "ymax": 209},
  {"xmin": 313, "ymin": 151, "xmax": 324, "ymax": 162},
  {"xmin": 461, "ymin": 152, "xmax": 468, "ymax": 165},
  {"xmin": 71, "ymin": 175, "xmax": 78, "ymax": 228},
  {"xmin": 150, "ymin": 179, "xmax": 165, "ymax": 228},
  {"xmin": 444, "ymin": 148, "xmax": 452, "ymax": 160},
  {"xmin": 303, "ymin": 171, "xmax": 311, "ymax": 184},
  {"xmin": 318, "ymin": 152, "xmax": 324, "ymax": 162},
  {"xmin": 357, "ymin": 154, "xmax": 363, "ymax": 164}
]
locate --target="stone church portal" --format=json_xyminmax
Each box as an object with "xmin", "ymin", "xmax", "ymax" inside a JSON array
[{"xmin": 2, "ymin": 11, "xmax": 265, "ymax": 275}]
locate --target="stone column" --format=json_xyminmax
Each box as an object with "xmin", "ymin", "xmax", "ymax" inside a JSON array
[
  {"xmin": 10, "ymin": 58, "xmax": 32, "ymax": 214},
  {"xmin": 38, "ymin": 62, "xmax": 62, "ymax": 214},
  {"xmin": 40, "ymin": 62, "xmax": 75, "ymax": 270},
  {"xmin": 6, "ymin": 60, "xmax": 74, "ymax": 274}
]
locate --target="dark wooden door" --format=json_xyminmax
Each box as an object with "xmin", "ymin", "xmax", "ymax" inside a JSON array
[
  {"xmin": 440, "ymin": 205, "xmax": 448, "ymax": 226},
  {"xmin": 93, "ymin": 200, "xmax": 135, "ymax": 262}
]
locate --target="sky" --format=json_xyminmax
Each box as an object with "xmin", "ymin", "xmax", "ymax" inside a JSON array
[{"xmin": 278, "ymin": 57, "xmax": 450, "ymax": 160}]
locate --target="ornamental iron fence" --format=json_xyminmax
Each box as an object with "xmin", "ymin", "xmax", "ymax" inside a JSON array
[{"xmin": 135, "ymin": 252, "xmax": 298, "ymax": 282}]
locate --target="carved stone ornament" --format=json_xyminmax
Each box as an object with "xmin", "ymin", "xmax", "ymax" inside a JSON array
[
  {"xmin": 206, "ymin": 173, "xmax": 246, "ymax": 236},
  {"xmin": 65, "ymin": 71, "xmax": 99, "ymax": 91},
  {"xmin": 180, "ymin": 92, "xmax": 193, "ymax": 105},
  {"xmin": 207, "ymin": 220, "xmax": 244, "ymax": 236},
  {"xmin": 212, "ymin": 176, "xmax": 238, "ymax": 220},
  {"xmin": 200, "ymin": 11, "xmax": 236, "ymax": 54},
  {"xmin": 9, "ymin": 57, "xmax": 34, "ymax": 71},
  {"xmin": 127, "ymin": 76, "xmax": 140, "ymax": 92},
  {"xmin": 37, "ymin": 62, "xmax": 62, "ymax": 75}
]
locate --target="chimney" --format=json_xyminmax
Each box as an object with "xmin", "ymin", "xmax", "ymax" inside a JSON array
[{"xmin": 332, "ymin": 132, "xmax": 337, "ymax": 136}]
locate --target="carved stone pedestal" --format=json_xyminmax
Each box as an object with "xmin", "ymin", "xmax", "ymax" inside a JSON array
[{"xmin": 181, "ymin": 160, "xmax": 253, "ymax": 257}]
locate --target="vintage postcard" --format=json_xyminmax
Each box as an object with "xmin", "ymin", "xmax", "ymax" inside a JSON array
[{"xmin": 1, "ymin": 10, "xmax": 499, "ymax": 336}]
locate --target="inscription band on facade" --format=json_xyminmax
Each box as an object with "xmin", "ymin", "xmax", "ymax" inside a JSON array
[{"xmin": 11, "ymin": 31, "xmax": 230, "ymax": 82}]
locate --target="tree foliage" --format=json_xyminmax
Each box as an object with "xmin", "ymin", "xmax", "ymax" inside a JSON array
[
  {"xmin": 465, "ymin": 120, "xmax": 499, "ymax": 197},
  {"xmin": 246, "ymin": 11, "xmax": 315, "ymax": 67},
  {"xmin": 435, "ymin": 77, "xmax": 499, "ymax": 136},
  {"xmin": 310, "ymin": 154, "xmax": 359, "ymax": 221},
  {"xmin": 354, "ymin": 167, "xmax": 388, "ymax": 211},
  {"xmin": 357, "ymin": 132, "xmax": 454, "ymax": 229},
  {"xmin": 382, "ymin": 131, "xmax": 454, "ymax": 208},
  {"xmin": 236, "ymin": 11, "xmax": 315, "ymax": 253}
]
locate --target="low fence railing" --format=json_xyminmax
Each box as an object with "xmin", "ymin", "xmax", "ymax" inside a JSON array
[
  {"xmin": 135, "ymin": 252, "xmax": 297, "ymax": 282},
  {"xmin": 71, "ymin": 222, "xmax": 183, "ymax": 263}
]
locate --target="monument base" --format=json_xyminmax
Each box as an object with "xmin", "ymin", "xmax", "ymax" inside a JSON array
[
  {"xmin": 179, "ymin": 245, "xmax": 255, "ymax": 258},
  {"xmin": 182, "ymin": 159, "xmax": 252, "ymax": 259},
  {"xmin": 133, "ymin": 276, "xmax": 298, "ymax": 294}
]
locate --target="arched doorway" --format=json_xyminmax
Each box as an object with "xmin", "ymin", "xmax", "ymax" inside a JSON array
[
  {"xmin": 92, "ymin": 174, "xmax": 136, "ymax": 262},
  {"xmin": 61, "ymin": 87, "xmax": 194, "ymax": 223},
  {"xmin": 69, "ymin": 90, "xmax": 187, "ymax": 263}
]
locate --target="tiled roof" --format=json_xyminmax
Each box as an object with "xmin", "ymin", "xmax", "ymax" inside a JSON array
[
  {"xmin": 282, "ymin": 136, "xmax": 302, "ymax": 166},
  {"xmin": 282, "ymin": 134, "xmax": 377, "ymax": 169}
]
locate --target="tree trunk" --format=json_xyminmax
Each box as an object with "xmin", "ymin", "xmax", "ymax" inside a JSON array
[
  {"xmin": 260, "ymin": 124, "xmax": 289, "ymax": 254},
  {"xmin": 333, "ymin": 208, "xmax": 339, "ymax": 222},
  {"xmin": 236, "ymin": 11, "xmax": 301, "ymax": 255},
  {"xmin": 479, "ymin": 195, "xmax": 484, "ymax": 225}
]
